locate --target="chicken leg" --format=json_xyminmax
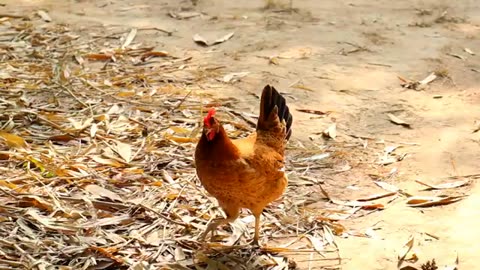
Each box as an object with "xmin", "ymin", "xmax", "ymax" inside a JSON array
[
  {"xmin": 199, "ymin": 205, "xmax": 239, "ymax": 241},
  {"xmin": 249, "ymin": 208, "xmax": 266, "ymax": 246}
]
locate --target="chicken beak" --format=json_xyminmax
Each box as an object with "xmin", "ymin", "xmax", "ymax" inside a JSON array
[
  {"xmin": 205, "ymin": 128, "xmax": 211, "ymax": 137},
  {"xmin": 204, "ymin": 127, "xmax": 215, "ymax": 141}
]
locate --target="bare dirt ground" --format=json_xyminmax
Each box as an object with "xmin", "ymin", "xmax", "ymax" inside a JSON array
[{"xmin": 2, "ymin": 0, "xmax": 480, "ymax": 269}]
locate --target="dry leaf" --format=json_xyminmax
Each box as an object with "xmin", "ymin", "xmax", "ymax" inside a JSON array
[
  {"xmin": 193, "ymin": 34, "xmax": 209, "ymax": 46},
  {"xmin": 37, "ymin": 10, "xmax": 52, "ymax": 22},
  {"xmin": 213, "ymin": 32, "xmax": 235, "ymax": 45},
  {"xmin": 115, "ymin": 141, "xmax": 132, "ymax": 163},
  {"xmin": 92, "ymin": 156, "xmax": 125, "ymax": 167},
  {"xmin": 222, "ymin": 72, "xmax": 249, "ymax": 83},
  {"xmin": 0, "ymin": 131, "xmax": 27, "ymax": 148},
  {"xmin": 121, "ymin": 28, "xmax": 137, "ymax": 49},
  {"xmin": 322, "ymin": 123, "xmax": 337, "ymax": 139},
  {"xmin": 85, "ymin": 184, "xmax": 123, "ymax": 202},
  {"xmin": 361, "ymin": 203, "xmax": 385, "ymax": 210},
  {"xmin": 374, "ymin": 181, "xmax": 400, "ymax": 192},
  {"xmin": 406, "ymin": 195, "xmax": 465, "ymax": 207},
  {"xmin": 306, "ymin": 235, "xmax": 325, "ymax": 253},
  {"xmin": 356, "ymin": 191, "xmax": 397, "ymax": 202},
  {"xmin": 387, "ymin": 113, "xmax": 411, "ymax": 128},
  {"xmin": 85, "ymin": 53, "xmax": 114, "ymax": 61},
  {"xmin": 292, "ymin": 84, "xmax": 315, "ymax": 91},
  {"xmin": 464, "ymin": 47, "xmax": 475, "ymax": 55},
  {"xmin": 165, "ymin": 134, "xmax": 197, "ymax": 143},
  {"xmin": 193, "ymin": 32, "xmax": 234, "ymax": 47},
  {"xmin": 169, "ymin": 11, "xmax": 201, "ymax": 20},
  {"xmin": 398, "ymin": 235, "xmax": 415, "ymax": 268},
  {"xmin": 415, "ymin": 179, "xmax": 470, "ymax": 190},
  {"xmin": 399, "ymin": 72, "xmax": 437, "ymax": 90},
  {"xmin": 296, "ymin": 109, "xmax": 333, "ymax": 116},
  {"xmin": 140, "ymin": 51, "xmax": 169, "ymax": 61},
  {"xmin": 418, "ymin": 72, "xmax": 437, "ymax": 85},
  {"xmin": 447, "ymin": 53, "xmax": 466, "ymax": 60},
  {"xmin": 0, "ymin": 180, "xmax": 17, "ymax": 189},
  {"xmin": 90, "ymin": 123, "xmax": 98, "ymax": 138}
]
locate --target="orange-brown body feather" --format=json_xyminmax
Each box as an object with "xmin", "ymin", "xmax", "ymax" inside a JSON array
[{"xmin": 194, "ymin": 85, "xmax": 292, "ymax": 244}]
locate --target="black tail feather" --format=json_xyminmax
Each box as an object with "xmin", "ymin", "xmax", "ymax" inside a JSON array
[{"xmin": 257, "ymin": 85, "xmax": 293, "ymax": 140}]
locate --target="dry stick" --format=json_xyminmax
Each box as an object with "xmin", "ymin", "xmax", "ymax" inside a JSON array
[
  {"xmin": 166, "ymin": 87, "xmax": 193, "ymax": 115},
  {"xmin": 54, "ymin": 82, "xmax": 88, "ymax": 109}
]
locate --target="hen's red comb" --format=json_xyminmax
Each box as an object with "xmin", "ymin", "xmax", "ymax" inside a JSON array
[{"xmin": 203, "ymin": 108, "xmax": 216, "ymax": 126}]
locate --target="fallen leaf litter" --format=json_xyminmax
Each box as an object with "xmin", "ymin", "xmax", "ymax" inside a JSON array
[{"xmin": 0, "ymin": 9, "xmax": 474, "ymax": 270}]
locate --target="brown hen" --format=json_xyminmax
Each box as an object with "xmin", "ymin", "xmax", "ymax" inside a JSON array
[{"xmin": 194, "ymin": 85, "xmax": 293, "ymax": 245}]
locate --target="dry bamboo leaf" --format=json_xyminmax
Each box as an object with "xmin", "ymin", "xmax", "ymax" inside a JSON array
[
  {"xmin": 305, "ymin": 235, "xmax": 324, "ymax": 253},
  {"xmin": 387, "ymin": 113, "xmax": 411, "ymax": 128},
  {"xmin": 115, "ymin": 141, "xmax": 132, "ymax": 163},
  {"xmin": 0, "ymin": 131, "xmax": 27, "ymax": 148},
  {"xmin": 356, "ymin": 191, "xmax": 397, "ymax": 202},
  {"xmin": 89, "ymin": 246, "xmax": 124, "ymax": 264},
  {"xmin": 398, "ymin": 235, "xmax": 414, "ymax": 268},
  {"xmin": 292, "ymin": 84, "xmax": 315, "ymax": 91},
  {"xmin": 140, "ymin": 51, "xmax": 169, "ymax": 61},
  {"xmin": 48, "ymin": 134, "xmax": 76, "ymax": 143},
  {"xmin": 92, "ymin": 156, "xmax": 124, "ymax": 167},
  {"xmin": 90, "ymin": 123, "xmax": 98, "ymax": 138},
  {"xmin": 374, "ymin": 181, "xmax": 400, "ymax": 192},
  {"xmin": 121, "ymin": 28, "xmax": 137, "ymax": 49},
  {"xmin": 85, "ymin": 53, "xmax": 114, "ymax": 61},
  {"xmin": 269, "ymin": 56, "xmax": 279, "ymax": 65},
  {"xmin": 323, "ymin": 225, "xmax": 335, "ymax": 245},
  {"xmin": 415, "ymin": 179, "xmax": 470, "ymax": 190},
  {"xmin": 418, "ymin": 72, "xmax": 437, "ymax": 85},
  {"xmin": 174, "ymin": 246, "xmax": 186, "ymax": 262},
  {"xmin": 212, "ymin": 32, "xmax": 235, "ymax": 45},
  {"xmin": 85, "ymin": 184, "xmax": 123, "ymax": 202},
  {"xmin": 37, "ymin": 10, "xmax": 52, "ymax": 22},
  {"xmin": 222, "ymin": 72, "xmax": 249, "ymax": 83},
  {"xmin": 361, "ymin": 203, "xmax": 385, "ymax": 210},
  {"xmin": 447, "ymin": 53, "xmax": 466, "ymax": 60},
  {"xmin": 165, "ymin": 134, "xmax": 197, "ymax": 143},
  {"xmin": 193, "ymin": 32, "xmax": 234, "ymax": 46},
  {"xmin": 322, "ymin": 123, "xmax": 336, "ymax": 139},
  {"xmin": 0, "ymin": 180, "xmax": 17, "ymax": 189},
  {"xmin": 464, "ymin": 47, "xmax": 475, "ymax": 55},
  {"xmin": 169, "ymin": 126, "xmax": 191, "ymax": 135},
  {"xmin": 169, "ymin": 11, "xmax": 201, "ymax": 19},
  {"xmin": 20, "ymin": 196, "xmax": 54, "ymax": 212},
  {"xmin": 117, "ymin": 91, "xmax": 136, "ymax": 97},
  {"xmin": 192, "ymin": 34, "xmax": 209, "ymax": 46},
  {"xmin": 26, "ymin": 208, "xmax": 77, "ymax": 234},
  {"xmin": 296, "ymin": 109, "xmax": 333, "ymax": 116},
  {"xmin": 406, "ymin": 195, "xmax": 465, "ymax": 207},
  {"xmin": 74, "ymin": 54, "xmax": 84, "ymax": 65},
  {"xmin": 225, "ymin": 220, "xmax": 247, "ymax": 245}
]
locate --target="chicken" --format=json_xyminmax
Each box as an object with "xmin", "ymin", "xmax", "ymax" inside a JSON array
[{"xmin": 194, "ymin": 85, "xmax": 293, "ymax": 245}]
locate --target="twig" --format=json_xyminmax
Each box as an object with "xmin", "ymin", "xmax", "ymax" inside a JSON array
[{"xmin": 54, "ymin": 82, "xmax": 88, "ymax": 108}]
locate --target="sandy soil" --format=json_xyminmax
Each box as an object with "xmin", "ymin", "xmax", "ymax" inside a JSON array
[{"xmin": 3, "ymin": 0, "xmax": 480, "ymax": 269}]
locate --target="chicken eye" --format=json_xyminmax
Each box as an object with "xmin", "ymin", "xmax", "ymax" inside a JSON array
[{"xmin": 208, "ymin": 117, "xmax": 215, "ymax": 126}]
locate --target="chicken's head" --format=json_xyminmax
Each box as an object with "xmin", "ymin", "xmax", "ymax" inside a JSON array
[{"xmin": 203, "ymin": 108, "xmax": 219, "ymax": 141}]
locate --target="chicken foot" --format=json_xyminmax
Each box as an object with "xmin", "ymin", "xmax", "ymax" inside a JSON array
[{"xmin": 199, "ymin": 206, "xmax": 239, "ymax": 242}]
